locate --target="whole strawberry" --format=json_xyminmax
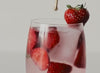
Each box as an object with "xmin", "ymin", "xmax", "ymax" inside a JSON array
[{"xmin": 64, "ymin": 4, "xmax": 89, "ymax": 25}]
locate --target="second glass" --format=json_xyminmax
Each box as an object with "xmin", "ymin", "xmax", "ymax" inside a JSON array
[{"xmin": 26, "ymin": 18, "xmax": 86, "ymax": 73}]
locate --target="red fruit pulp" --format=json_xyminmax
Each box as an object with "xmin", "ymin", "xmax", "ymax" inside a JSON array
[{"xmin": 47, "ymin": 62, "xmax": 72, "ymax": 73}]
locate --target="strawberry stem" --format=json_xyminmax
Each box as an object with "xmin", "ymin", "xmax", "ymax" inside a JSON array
[
  {"xmin": 67, "ymin": 5, "xmax": 73, "ymax": 9},
  {"xmin": 75, "ymin": 4, "xmax": 83, "ymax": 10},
  {"xmin": 66, "ymin": 4, "xmax": 84, "ymax": 10}
]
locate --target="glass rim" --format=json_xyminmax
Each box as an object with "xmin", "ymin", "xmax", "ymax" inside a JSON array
[{"xmin": 31, "ymin": 18, "xmax": 83, "ymax": 26}]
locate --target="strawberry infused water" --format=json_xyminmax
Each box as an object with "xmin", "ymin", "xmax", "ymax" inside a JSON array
[{"xmin": 26, "ymin": 18, "xmax": 86, "ymax": 73}]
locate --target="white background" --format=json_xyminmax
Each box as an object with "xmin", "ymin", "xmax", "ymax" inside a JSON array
[{"xmin": 0, "ymin": 0, "xmax": 100, "ymax": 73}]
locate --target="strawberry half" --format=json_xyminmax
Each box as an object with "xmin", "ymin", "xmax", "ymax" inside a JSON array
[
  {"xmin": 31, "ymin": 48, "xmax": 49, "ymax": 70},
  {"xmin": 47, "ymin": 62, "xmax": 72, "ymax": 73},
  {"xmin": 74, "ymin": 32, "xmax": 86, "ymax": 68},
  {"xmin": 64, "ymin": 4, "xmax": 89, "ymax": 25},
  {"xmin": 27, "ymin": 28, "xmax": 37, "ymax": 54},
  {"xmin": 44, "ymin": 28, "xmax": 60, "ymax": 50}
]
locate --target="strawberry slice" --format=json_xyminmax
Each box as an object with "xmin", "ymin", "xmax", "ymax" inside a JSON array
[
  {"xmin": 27, "ymin": 28, "xmax": 37, "ymax": 54},
  {"xmin": 47, "ymin": 62, "xmax": 72, "ymax": 73},
  {"xmin": 31, "ymin": 48, "xmax": 49, "ymax": 70},
  {"xmin": 44, "ymin": 28, "xmax": 60, "ymax": 50},
  {"xmin": 74, "ymin": 32, "xmax": 86, "ymax": 68}
]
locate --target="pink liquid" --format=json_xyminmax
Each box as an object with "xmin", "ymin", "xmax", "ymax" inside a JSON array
[{"xmin": 26, "ymin": 26, "xmax": 86, "ymax": 73}]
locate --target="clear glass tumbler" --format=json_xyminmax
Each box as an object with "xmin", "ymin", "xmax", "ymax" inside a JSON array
[{"xmin": 26, "ymin": 18, "xmax": 86, "ymax": 73}]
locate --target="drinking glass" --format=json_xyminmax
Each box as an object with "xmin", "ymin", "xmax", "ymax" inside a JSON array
[{"xmin": 26, "ymin": 18, "xmax": 86, "ymax": 73}]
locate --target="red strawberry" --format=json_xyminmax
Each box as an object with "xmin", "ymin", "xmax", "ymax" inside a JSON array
[
  {"xmin": 44, "ymin": 28, "xmax": 60, "ymax": 50},
  {"xmin": 31, "ymin": 48, "xmax": 49, "ymax": 70},
  {"xmin": 47, "ymin": 62, "xmax": 72, "ymax": 73},
  {"xmin": 27, "ymin": 27, "xmax": 37, "ymax": 54},
  {"xmin": 74, "ymin": 32, "xmax": 86, "ymax": 68},
  {"xmin": 64, "ymin": 4, "xmax": 89, "ymax": 25}
]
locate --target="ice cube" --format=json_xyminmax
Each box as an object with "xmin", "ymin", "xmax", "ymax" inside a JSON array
[{"xmin": 49, "ymin": 27, "xmax": 81, "ymax": 64}]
